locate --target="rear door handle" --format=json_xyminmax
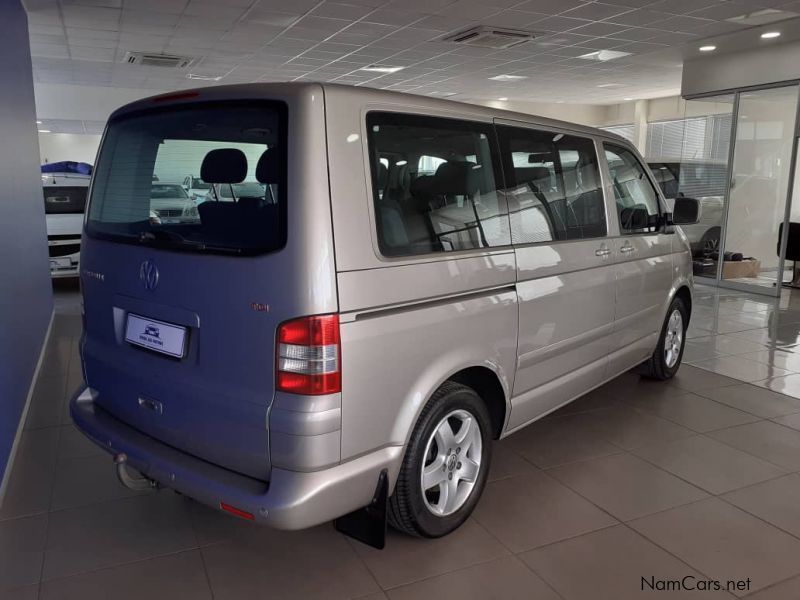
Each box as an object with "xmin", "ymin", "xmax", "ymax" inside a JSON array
[
  {"xmin": 620, "ymin": 245, "xmax": 635, "ymax": 254},
  {"xmin": 595, "ymin": 248, "xmax": 611, "ymax": 257}
]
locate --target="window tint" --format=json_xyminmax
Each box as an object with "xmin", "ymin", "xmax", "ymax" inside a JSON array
[
  {"xmin": 605, "ymin": 144, "xmax": 661, "ymax": 234},
  {"xmin": 367, "ymin": 112, "xmax": 510, "ymax": 257},
  {"xmin": 497, "ymin": 125, "xmax": 606, "ymax": 243},
  {"xmin": 87, "ymin": 101, "xmax": 287, "ymax": 255}
]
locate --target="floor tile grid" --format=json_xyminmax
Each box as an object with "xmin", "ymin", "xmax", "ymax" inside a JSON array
[
  {"xmin": 341, "ymin": 518, "xmax": 570, "ymax": 599},
  {"xmin": 446, "ymin": 413, "xmax": 793, "ymax": 598},
  {"xmin": 482, "ymin": 448, "xmax": 741, "ymax": 599},
  {"xmin": 525, "ymin": 377, "xmax": 800, "ymax": 597}
]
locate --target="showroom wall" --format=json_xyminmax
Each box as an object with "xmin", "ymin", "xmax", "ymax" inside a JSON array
[
  {"xmin": 0, "ymin": 0, "xmax": 54, "ymax": 494},
  {"xmin": 40, "ymin": 133, "xmax": 102, "ymax": 165}
]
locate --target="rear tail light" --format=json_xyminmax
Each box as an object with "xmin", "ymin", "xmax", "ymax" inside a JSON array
[{"xmin": 276, "ymin": 314, "xmax": 341, "ymax": 395}]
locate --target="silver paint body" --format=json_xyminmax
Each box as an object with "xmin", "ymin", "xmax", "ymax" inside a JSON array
[{"xmin": 70, "ymin": 83, "xmax": 693, "ymax": 530}]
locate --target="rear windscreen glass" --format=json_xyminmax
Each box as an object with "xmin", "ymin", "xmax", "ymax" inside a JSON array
[
  {"xmin": 44, "ymin": 187, "xmax": 87, "ymax": 214},
  {"xmin": 86, "ymin": 101, "xmax": 287, "ymax": 255}
]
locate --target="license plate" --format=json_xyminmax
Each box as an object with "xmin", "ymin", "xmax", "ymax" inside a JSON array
[
  {"xmin": 125, "ymin": 314, "xmax": 187, "ymax": 358},
  {"xmin": 50, "ymin": 257, "xmax": 71, "ymax": 270}
]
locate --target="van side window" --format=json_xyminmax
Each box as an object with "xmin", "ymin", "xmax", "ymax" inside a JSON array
[
  {"xmin": 367, "ymin": 112, "xmax": 510, "ymax": 257},
  {"xmin": 604, "ymin": 144, "xmax": 661, "ymax": 234},
  {"xmin": 497, "ymin": 125, "xmax": 606, "ymax": 243}
]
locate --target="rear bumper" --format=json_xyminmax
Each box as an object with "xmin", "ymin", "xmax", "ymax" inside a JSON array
[{"xmin": 70, "ymin": 386, "xmax": 402, "ymax": 529}]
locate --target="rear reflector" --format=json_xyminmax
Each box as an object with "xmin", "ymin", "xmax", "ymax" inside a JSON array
[
  {"xmin": 276, "ymin": 314, "xmax": 341, "ymax": 395},
  {"xmin": 220, "ymin": 502, "xmax": 254, "ymax": 520}
]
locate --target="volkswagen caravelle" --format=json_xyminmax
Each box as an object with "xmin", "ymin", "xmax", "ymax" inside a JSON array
[{"xmin": 71, "ymin": 83, "xmax": 697, "ymax": 544}]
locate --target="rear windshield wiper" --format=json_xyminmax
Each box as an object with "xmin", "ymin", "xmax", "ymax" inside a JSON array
[{"xmin": 138, "ymin": 230, "xmax": 242, "ymax": 254}]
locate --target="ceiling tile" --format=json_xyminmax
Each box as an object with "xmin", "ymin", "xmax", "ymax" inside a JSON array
[
  {"xmin": 563, "ymin": 2, "xmax": 634, "ymax": 21},
  {"xmin": 568, "ymin": 21, "xmax": 629, "ymax": 36},
  {"xmin": 309, "ymin": 2, "xmax": 376, "ymax": 20},
  {"xmin": 514, "ymin": 0, "xmax": 590, "ymax": 15}
]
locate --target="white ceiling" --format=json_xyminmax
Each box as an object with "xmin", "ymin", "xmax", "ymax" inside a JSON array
[{"xmin": 23, "ymin": 0, "xmax": 800, "ymax": 106}]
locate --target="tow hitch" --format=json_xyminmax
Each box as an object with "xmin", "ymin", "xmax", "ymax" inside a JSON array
[{"xmin": 114, "ymin": 453, "xmax": 159, "ymax": 491}]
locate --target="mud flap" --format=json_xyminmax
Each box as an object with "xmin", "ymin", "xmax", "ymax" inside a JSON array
[{"xmin": 334, "ymin": 469, "xmax": 388, "ymax": 549}]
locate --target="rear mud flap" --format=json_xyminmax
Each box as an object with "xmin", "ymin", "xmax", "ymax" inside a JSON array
[{"xmin": 334, "ymin": 469, "xmax": 388, "ymax": 549}]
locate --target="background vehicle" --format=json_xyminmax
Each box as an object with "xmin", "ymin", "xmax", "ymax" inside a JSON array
[
  {"xmin": 648, "ymin": 160, "xmax": 726, "ymax": 257},
  {"xmin": 41, "ymin": 162, "xmax": 91, "ymax": 278},
  {"xmin": 150, "ymin": 183, "xmax": 199, "ymax": 223},
  {"xmin": 182, "ymin": 175, "xmax": 211, "ymax": 201},
  {"xmin": 72, "ymin": 84, "xmax": 694, "ymax": 548},
  {"xmin": 202, "ymin": 181, "xmax": 271, "ymax": 203}
]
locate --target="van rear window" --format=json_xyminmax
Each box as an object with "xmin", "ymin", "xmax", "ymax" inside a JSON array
[
  {"xmin": 44, "ymin": 186, "xmax": 87, "ymax": 215},
  {"xmin": 86, "ymin": 101, "xmax": 287, "ymax": 255}
]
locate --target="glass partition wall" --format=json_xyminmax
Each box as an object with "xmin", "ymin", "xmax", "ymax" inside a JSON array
[
  {"xmin": 676, "ymin": 85, "xmax": 800, "ymax": 296},
  {"xmin": 722, "ymin": 86, "xmax": 799, "ymax": 292}
]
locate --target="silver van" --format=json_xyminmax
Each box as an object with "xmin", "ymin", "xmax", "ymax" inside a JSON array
[{"xmin": 71, "ymin": 83, "xmax": 698, "ymax": 547}]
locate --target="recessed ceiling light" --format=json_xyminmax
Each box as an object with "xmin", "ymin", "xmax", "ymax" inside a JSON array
[
  {"xmin": 578, "ymin": 50, "xmax": 631, "ymax": 62},
  {"xmin": 597, "ymin": 83, "xmax": 625, "ymax": 88},
  {"xmin": 761, "ymin": 31, "xmax": 781, "ymax": 39},
  {"xmin": 498, "ymin": 97, "xmax": 508, "ymax": 101},
  {"xmin": 624, "ymin": 97, "xmax": 633, "ymax": 101},
  {"xmin": 699, "ymin": 45, "xmax": 716, "ymax": 52},
  {"xmin": 187, "ymin": 73, "xmax": 222, "ymax": 81},
  {"xmin": 38, "ymin": 129, "xmax": 50, "ymax": 133},
  {"xmin": 488, "ymin": 74, "xmax": 528, "ymax": 81},
  {"xmin": 360, "ymin": 65, "xmax": 405, "ymax": 74},
  {"xmin": 36, "ymin": 120, "xmax": 42, "ymax": 124},
  {"xmin": 556, "ymin": 100, "xmax": 565, "ymax": 104},
  {"xmin": 427, "ymin": 91, "xmax": 457, "ymax": 97}
]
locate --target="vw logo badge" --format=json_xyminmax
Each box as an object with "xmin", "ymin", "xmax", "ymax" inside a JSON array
[{"xmin": 139, "ymin": 260, "xmax": 159, "ymax": 291}]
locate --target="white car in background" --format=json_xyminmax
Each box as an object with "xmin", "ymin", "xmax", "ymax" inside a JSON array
[
  {"xmin": 43, "ymin": 171, "xmax": 90, "ymax": 278},
  {"xmin": 201, "ymin": 181, "xmax": 269, "ymax": 203},
  {"xmin": 182, "ymin": 175, "xmax": 212, "ymax": 201},
  {"xmin": 150, "ymin": 183, "xmax": 199, "ymax": 223},
  {"xmin": 648, "ymin": 161, "xmax": 726, "ymax": 255}
]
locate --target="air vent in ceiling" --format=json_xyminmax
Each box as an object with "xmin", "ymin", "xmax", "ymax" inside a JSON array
[
  {"xmin": 442, "ymin": 26, "xmax": 534, "ymax": 50},
  {"xmin": 124, "ymin": 51, "xmax": 196, "ymax": 69}
]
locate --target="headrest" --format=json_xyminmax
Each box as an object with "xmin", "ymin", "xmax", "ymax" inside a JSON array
[
  {"xmin": 256, "ymin": 148, "xmax": 283, "ymax": 184},
  {"xmin": 377, "ymin": 162, "xmax": 388, "ymax": 189},
  {"xmin": 431, "ymin": 161, "xmax": 481, "ymax": 196},
  {"xmin": 201, "ymin": 149, "xmax": 247, "ymax": 184},
  {"xmin": 410, "ymin": 174, "xmax": 435, "ymax": 196}
]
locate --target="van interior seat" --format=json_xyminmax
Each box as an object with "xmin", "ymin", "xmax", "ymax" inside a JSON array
[
  {"xmin": 430, "ymin": 161, "xmax": 481, "ymax": 198},
  {"xmin": 197, "ymin": 148, "xmax": 279, "ymax": 246}
]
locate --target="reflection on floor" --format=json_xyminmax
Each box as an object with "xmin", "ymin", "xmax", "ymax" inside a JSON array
[{"xmin": 5, "ymin": 282, "xmax": 800, "ymax": 598}]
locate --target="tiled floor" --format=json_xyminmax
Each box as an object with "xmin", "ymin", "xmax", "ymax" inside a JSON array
[{"xmin": 6, "ymin": 282, "xmax": 800, "ymax": 598}]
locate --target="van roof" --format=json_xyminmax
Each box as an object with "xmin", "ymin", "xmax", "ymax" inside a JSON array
[{"xmin": 111, "ymin": 82, "xmax": 629, "ymax": 145}]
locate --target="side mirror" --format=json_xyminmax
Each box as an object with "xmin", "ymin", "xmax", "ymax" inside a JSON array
[{"xmin": 672, "ymin": 196, "xmax": 700, "ymax": 225}]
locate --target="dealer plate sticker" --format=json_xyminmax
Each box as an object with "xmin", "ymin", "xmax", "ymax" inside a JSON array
[{"xmin": 124, "ymin": 314, "xmax": 187, "ymax": 358}]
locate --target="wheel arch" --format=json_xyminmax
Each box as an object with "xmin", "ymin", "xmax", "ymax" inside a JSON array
[{"xmin": 448, "ymin": 366, "xmax": 507, "ymax": 439}]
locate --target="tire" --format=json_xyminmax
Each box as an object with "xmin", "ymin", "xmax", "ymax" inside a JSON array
[
  {"xmin": 699, "ymin": 226, "xmax": 721, "ymax": 254},
  {"xmin": 638, "ymin": 296, "xmax": 688, "ymax": 380},
  {"xmin": 388, "ymin": 381, "xmax": 492, "ymax": 538}
]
